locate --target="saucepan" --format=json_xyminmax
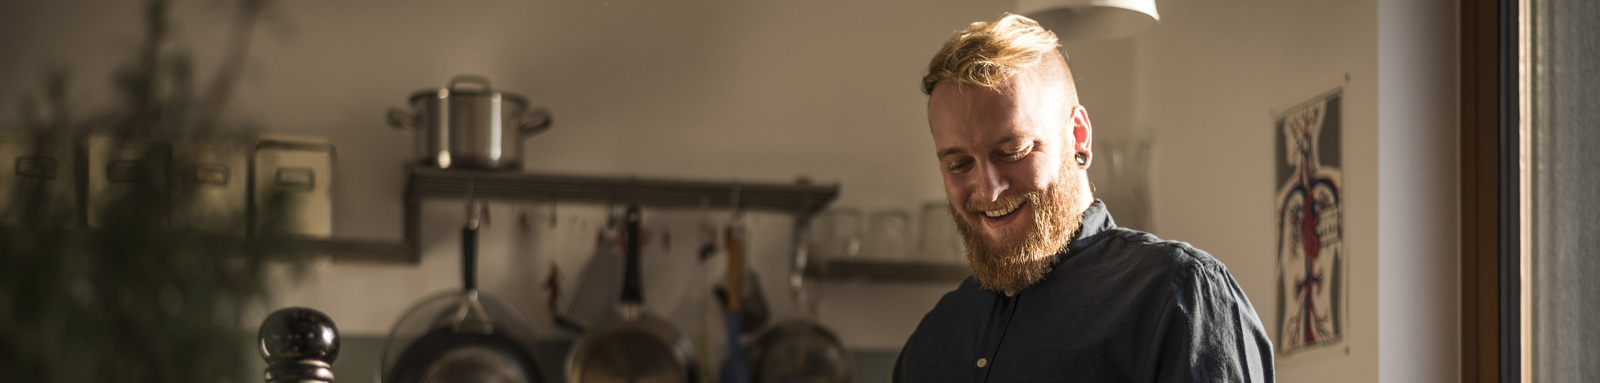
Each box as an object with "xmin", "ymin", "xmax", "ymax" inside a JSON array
[{"xmin": 388, "ymin": 75, "xmax": 553, "ymax": 170}]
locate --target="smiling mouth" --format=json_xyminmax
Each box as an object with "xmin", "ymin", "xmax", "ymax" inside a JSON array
[{"xmin": 979, "ymin": 199, "xmax": 1027, "ymax": 226}]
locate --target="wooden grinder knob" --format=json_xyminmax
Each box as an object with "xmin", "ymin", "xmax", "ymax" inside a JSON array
[{"xmin": 258, "ymin": 307, "xmax": 340, "ymax": 383}]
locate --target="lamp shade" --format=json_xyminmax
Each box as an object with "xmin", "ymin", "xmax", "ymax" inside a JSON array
[{"xmin": 1018, "ymin": 0, "xmax": 1160, "ymax": 42}]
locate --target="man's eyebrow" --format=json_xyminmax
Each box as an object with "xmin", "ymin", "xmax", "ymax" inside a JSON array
[
  {"xmin": 993, "ymin": 134, "xmax": 1027, "ymax": 147},
  {"xmin": 936, "ymin": 147, "xmax": 964, "ymax": 158},
  {"xmin": 936, "ymin": 135, "xmax": 1030, "ymax": 158}
]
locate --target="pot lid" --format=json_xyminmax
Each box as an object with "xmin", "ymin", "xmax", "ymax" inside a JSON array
[{"xmin": 407, "ymin": 75, "xmax": 530, "ymax": 105}]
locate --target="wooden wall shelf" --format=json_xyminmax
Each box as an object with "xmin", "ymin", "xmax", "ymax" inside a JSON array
[{"xmin": 405, "ymin": 167, "xmax": 838, "ymax": 215}]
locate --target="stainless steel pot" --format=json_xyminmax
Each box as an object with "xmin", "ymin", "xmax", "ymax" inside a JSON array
[{"xmin": 388, "ymin": 75, "xmax": 552, "ymax": 170}]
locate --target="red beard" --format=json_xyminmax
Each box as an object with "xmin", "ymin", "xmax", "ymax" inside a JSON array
[{"xmin": 951, "ymin": 167, "xmax": 1086, "ymax": 294}]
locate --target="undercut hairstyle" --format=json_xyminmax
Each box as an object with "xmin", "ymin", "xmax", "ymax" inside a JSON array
[{"xmin": 922, "ymin": 13, "xmax": 1073, "ymax": 102}]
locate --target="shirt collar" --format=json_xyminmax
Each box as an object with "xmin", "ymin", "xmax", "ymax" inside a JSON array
[
  {"xmin": 1064, "ymin": 199, "xmax": 1116, "ymax": 257},
  {"xmin": 989, "ymin": 200, "xmax": 1114, "ymax": 297}
]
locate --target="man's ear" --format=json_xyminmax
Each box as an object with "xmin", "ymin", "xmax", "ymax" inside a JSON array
[{"xmin": 1070, "ymin": 105, "xmax": 1093, "ymax": 167}]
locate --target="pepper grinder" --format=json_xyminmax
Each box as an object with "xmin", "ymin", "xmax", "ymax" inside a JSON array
[{"xmin": 258, "ymin": 307, "xmax": 341, "ymax": 383}]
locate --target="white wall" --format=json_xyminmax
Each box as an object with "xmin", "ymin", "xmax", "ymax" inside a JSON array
[
  {"xmin": 1133, "ymin": 0, "xmax": 1373, "ymax": 381},
  {"xmin": 1128, "ymin": 0, "xmax": 1458, "ymax": 382}
]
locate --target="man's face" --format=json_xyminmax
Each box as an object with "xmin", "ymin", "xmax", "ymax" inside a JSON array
[{"xmin": 928, "ymin": 70, "xmax": 1091, "ymax": 293}]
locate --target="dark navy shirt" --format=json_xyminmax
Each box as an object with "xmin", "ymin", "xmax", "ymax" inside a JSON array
[{"xmin": 894, "ymin": 201, "xmax": 1275, "ymax": 382}]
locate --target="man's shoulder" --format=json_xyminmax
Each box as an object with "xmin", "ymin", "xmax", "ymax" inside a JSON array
[
  {"xmin": 928, "ymin": 275, "xmax": 985, "ymax": 310},
  {"xmin": 1096, "ymin": 227, "xmax": 1230, "ymax": 279}
]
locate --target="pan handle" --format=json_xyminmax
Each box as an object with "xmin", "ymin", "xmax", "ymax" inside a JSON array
[
  {"xmin": 449, "ymin": 75, "xmax": 493, "ymax": 92},
  {"xmin": 386, "ymin": 108, "xmax": 416, "ymax": 136},
  {"xmin": 621, "ymin": 205, "xmax": 644, "ymax": 304},
  {"xmin": 517, "ymin": 107, "xmax": 553, "ymax": 136},
  {"xmin": 463, "ymin": 204, "xmax": 480, "ymax": 292},
  {"xmin": 792, "ymin": 215, "xmax": 813, "ymax": 316}
]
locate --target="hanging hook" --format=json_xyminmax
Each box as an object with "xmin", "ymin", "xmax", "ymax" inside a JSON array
[
  {"xmin": 604, "ymin": 200, "xmax": 618, "ymax": 229},
  {"xmin": 729, "ymin": 184, "xmax": 745, "ymax": 229},
  {"xmin": 700, "ymin": 196, "xmax": 712, "ymax": 224},
  {"xmin": 465, "ymin": 178, "xmax": 480, "ymax": 230},
  {"xmin": 548, "ymin": 198, "xmax": 559, "ymax": 228},
  {"xmin": 699, "ymin": 197, "xmax": 717, "ymax": 262}
]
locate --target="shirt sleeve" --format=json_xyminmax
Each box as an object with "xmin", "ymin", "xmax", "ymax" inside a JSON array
[
  {"xmin": 1153, "ymin": 261, "xmax": 1277, "ymax": 383},
  {"xmin": 892, "ymin": 346, "xmax": 907, "ymax": 383}
]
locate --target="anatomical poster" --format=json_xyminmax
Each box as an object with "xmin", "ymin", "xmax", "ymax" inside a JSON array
[{"xmin": 1273, "ymin": 87, "xmax": 1345, "ymax": 355}]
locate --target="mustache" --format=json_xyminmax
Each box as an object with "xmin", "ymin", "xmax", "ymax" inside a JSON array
[{"xmin": 963, "ymin": 191, "xmax": 1040, "ymax": 213}]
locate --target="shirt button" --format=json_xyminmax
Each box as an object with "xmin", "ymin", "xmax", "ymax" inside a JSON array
[{"xmin": 976, "ymin": 358, "xmax": 988, "ymax": 368}]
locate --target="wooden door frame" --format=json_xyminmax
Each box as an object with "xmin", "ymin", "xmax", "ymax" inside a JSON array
[{"xmin": 1460, "ymin": 0, "xmax": 1520, "ymax": 381}]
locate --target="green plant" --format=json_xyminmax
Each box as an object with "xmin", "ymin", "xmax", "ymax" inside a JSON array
[{"xmin": 0, "ymin": 1, "xmax": 307, "ymax": 381}]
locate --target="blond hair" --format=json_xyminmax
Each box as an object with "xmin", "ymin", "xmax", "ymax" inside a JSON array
[{"xmin": 922, "ymin": 13, "xmax": 1071, "ymax": 98}]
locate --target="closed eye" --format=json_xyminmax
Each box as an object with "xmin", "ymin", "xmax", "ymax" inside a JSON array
[
  {"xmin": 945, "ymin": 158, "xmax": 973, "ymax": 173},
  {"xmin": 1001, "ymin": 144, "xmax": 1033, "ymax": 161}
]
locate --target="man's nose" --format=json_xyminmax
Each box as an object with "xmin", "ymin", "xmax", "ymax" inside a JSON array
[{"xmin": 974, "ymin": 161, "xmax": 1007, "ymax": 203}]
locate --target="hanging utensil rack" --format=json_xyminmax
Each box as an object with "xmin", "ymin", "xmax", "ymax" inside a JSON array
[
  {"xmin": 309, "ymin": 165, "xmax": 968, "ymax": 283},
  {"xmin": 310, "ymin": 165, "xmax": 840, "ymax": 263}
]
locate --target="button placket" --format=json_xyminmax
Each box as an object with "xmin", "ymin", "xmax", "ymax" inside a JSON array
[{"xmin": 976, "ymin": 292, "xmax": 1019, "ymax": 381}]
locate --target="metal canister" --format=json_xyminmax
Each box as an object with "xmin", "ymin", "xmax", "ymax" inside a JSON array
[{"xmin": 252, "ymin": 135, "xmax": 334, "ymax": 237}]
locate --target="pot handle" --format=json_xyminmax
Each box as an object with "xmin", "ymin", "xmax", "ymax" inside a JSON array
[
  {"xmin": 449, "ymin": 75, "xmax": 493, "ymax": 92},
  {"xmin": 518, "ymin": 107, "xmax": 554, "ymax": 136},
  {"xmin": 386, "ymin": 108, "xmax": 416, "ymax": 136}
]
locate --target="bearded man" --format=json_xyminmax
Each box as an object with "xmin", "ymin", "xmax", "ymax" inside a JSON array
[{"xmin": 894, "ymin": 14, "xmax": 1275, "ymax": 382}]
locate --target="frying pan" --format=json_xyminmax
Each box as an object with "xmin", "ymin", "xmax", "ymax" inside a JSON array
[
  {"xmin": 747, "ymin": 321, "xmax": 852, "ymax": 383},
  {"xmin": 565, "ymin": 205, "xmax": 697, "ymax": 383},
  {"xmin": 747, "ymin": 224, "xmax": 852, "ymax": 383},
  {"xmin": 381, "ymin": 200, "xmax": 546, "ymax": 383}
]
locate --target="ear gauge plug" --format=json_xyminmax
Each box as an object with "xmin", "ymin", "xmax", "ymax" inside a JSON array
[{"xmin": 1074, "ymin": 152, "xmax": 1088, "ymax": 166}]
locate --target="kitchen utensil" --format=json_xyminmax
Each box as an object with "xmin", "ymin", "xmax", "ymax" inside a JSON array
[
  {"xmin": 721, "ymin": 213, "xmax": 752, "ymax": 383},
  {"xmin": 387, "ymin": 75, "xmax": 553, "ymax": 170},
  {"xmin": 566, "ymin": 206, "xmax": 697, "ymax": 383},
  {"xmin": 747, "ymin": 224, "xmax": 852, "ymax": 383},
  {"xmin": 865, "ymin": 209, "xmax": 910, "ymax": 260},
  {"xmin": 561, "ymin": 208, "xmax": 694, "ymax": 334},
  {"xmin": 560, "ymin": 210, "xmax": 625, "ymax": 332},
  {"xmin": 748, "ymin": 320, "xmax": 852, "ymax": 383},
  {"xmin": 253, "ymin": 135, "xmax": 334, "ymax": 237},
  {"xmin": 379, "ymin": 198, "xmax": 545, "ymax": 383},
  {"xmin": 713, "ymin": 268, "xmax": 769, "ymax": 334},
  {"xmin": 694, "ymin": 213, "xmax": 722, "ymax": 383},
  {"xmin": 917, "ymin": 201, "xmax": 963, "ymax": 263}
]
